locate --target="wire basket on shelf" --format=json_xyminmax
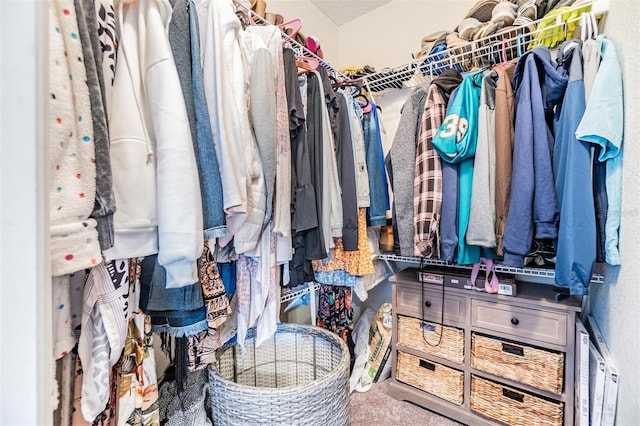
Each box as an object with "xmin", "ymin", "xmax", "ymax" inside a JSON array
[{"xmin": 208, "ymin": 323, "xmax": 350, "ymax": 426}]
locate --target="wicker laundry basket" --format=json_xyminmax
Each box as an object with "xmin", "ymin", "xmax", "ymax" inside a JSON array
[{"xmin": 208, "ymin": 323, "xmax": 350, "ymax": 426}]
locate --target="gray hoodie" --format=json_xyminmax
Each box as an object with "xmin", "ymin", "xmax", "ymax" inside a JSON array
[
  {"xmin": 387, "ymin": 86, "xmax": 429, "ymax": 256},
  {"xmin": 466, "ymin": 70, "xmax": 500, "ymax": 248}
]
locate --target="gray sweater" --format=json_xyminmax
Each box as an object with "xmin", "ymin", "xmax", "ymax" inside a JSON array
[
  {"xmin": 388, "ymin": 86, "xmax": 428, "ymax": 256},
  {"xmin": 467, "ymin": 70, "xmax": 499, "ymax": 248}
]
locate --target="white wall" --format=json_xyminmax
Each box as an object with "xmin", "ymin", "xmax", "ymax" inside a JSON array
[
  {"xmin": 337, "ymin": 0, "xmax": 477, "ymax": 70},
  {"xmin": 0, "ymin": 1, "xmax": 51, "ymax": 424},
  {"xmin": 263, "ymin": 0, "xmax": 340, "ymax": 66},
  {"xmin": 589, "ymin": 0, "xmax": 640, "ymax": 422}
]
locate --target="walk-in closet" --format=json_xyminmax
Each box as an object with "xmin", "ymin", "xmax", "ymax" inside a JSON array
[{"xmin": 1, "ymin": 0, "xmax": 638, "ymax": 425}]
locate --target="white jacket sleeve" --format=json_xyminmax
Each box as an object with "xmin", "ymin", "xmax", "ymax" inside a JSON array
[
  {"xmin": 146, "ymin": 2, "xmax": 203, "ymax": 288},
  {"xmin": 213, "ymin": 0, "xmax": 248, "ymax": 215}
]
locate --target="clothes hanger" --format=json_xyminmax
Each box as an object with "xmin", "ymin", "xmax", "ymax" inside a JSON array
[
  {"xmin": 279, "ymin": 18, "xmax": 303, "ymax": 45},
  {"xmin": 489, "ymin": 38, "xmax": 515, "ymax": 71},
  {"xmin": 235, "ymin": 4, "xmax": 256, "ymax": 29},
  {"xmin": 331, "ymin": 78, "xmax": 364, "ymax": 93},
  {"xmin": 516, "ymin": 34, "xmax": 525, "ymax": 58},
  {"xmin": 355, "ymin": 93, "xmax": 370, "ymax": 108},
  {"xmin": 580, "ymin": 10, "xmax": 598, "ymax": 41},
  {"xmin": 356, "ymin": 94, "xmax": 373, "ymax": 113},
  {"xmin": 472, "ymin": 44, "xmax": 497, "ymax": 87},
  {"xmin": 295, "ymin": 56, "xmax": 319, "ymax": 74}
]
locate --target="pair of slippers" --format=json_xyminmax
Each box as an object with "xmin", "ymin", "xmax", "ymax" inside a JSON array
[
  {"xmin": 457, "ymin": 0, "xmax": 537, "ymax": 41},
  {"xmin": 250, "ymin": 0, "xmax": 286, "ymax": 28},
  {"xmin": 470, "ymin": 257, "xmax": 500, "ymax": 294}
]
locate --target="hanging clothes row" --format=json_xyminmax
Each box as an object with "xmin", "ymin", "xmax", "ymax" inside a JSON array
[
  {"xmin": 285, "ymin": 55, "xmax": 390, "ymax": 343},
  {"xmin": 50, "ymin": 0, "xmax": 391, "ymax": 423},
  {"xmin": 387, "ymin": 25, "xmax": 623, "ymax": 297}
]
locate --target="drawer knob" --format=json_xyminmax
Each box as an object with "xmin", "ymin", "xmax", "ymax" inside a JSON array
[
  {"xmin": 425, "ymin": 301, "xmax": 432, "ymax": 308},
  {"xmin": 511, "ymin": 317, "xmax": 520, "ymax": 326}
]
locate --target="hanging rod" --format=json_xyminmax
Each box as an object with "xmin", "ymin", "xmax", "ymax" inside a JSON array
[
  {"xmin": 365, "ymin": 2, "xmax": 607, "ymax": 92},
  {"xmin": 233, "ymin": 0, "xmax": 348, "ymax": 80}
]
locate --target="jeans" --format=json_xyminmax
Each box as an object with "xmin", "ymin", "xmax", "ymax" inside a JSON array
[
  {"xmin": 362, "ymin": 105, "xmax": 390, "ymax": 226},
  {"xmin": 139, "ymin": 254, "xmax": 207, "ymax": 337}
]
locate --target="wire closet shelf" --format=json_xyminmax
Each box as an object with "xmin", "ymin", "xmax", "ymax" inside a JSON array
[
  {"xmin": 378, "ymin": 254, "xmax": 605, "ymax": 285},
  {"xmin": 364, "ymin": 3, "xmax": 607, "ymax": 93}
]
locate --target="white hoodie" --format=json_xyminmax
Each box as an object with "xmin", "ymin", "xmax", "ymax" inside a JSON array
[{"xmin": 105, "ymin": 0, "xmax": 203, "ymax": 288}]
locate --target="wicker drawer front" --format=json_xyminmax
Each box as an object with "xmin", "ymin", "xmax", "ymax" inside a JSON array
[
  {"xmin": 471, "ymin": 300, "xmax": 567, "ymax": 346},
  {"xmin": 471, "ymin": 333, "xmax": 564, "ymax": 394},
  {"xmin": 471, "ymin": 376, "xmax": 563, "ymax": 426},
  {"xmin": 396, "ymin": 351, "xmax": 464, "ymax": 405},
  {"xmin": 397, "ymin": 315, "xmax": 464, "ymax": 364},
  {"xmin": 396, "ymin": 285, "xmax": 467, "ymax": 324}
]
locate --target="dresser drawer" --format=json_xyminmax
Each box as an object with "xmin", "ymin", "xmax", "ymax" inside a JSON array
[
  {"xmin": 398, "ymin": 315, "xmax": 465, "ymax": 364},
  {"xmin": 471, "ymin": 333, "xmax": 564, "ymax": 394},
  {"xmin": 471, "ymin": 300, "xmax": 567, "ymax": 346},
  {"xmin": 397, "ymin": 351, "xmax": 464, "ymax": 405},
  {"xmin": 470, "ymin": 376, "xmax": 563, "ymax": 426},
  {"xmin": 396, "ymin": 285, "xmax": 467, "ymax": 324}
]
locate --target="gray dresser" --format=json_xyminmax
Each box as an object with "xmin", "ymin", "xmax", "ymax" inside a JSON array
[{"xmin": 388, "ymin": 268, "xmax": 583, "ymax": 426}]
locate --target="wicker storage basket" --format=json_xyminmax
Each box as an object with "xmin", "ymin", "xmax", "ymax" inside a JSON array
[
  {"xmin": 208, "ymin": 324, "xmax": 350, "ymax": 426},
  {"xmin": 398, "ymin": 315, "xmax": 464, "ymax": 364},
  {"xmin": 396, "ymin": 351, "xmax": 464, "ymax": 405},
  {"xmin": 470, "ymin": 375, "xmax": 564, "ymax": 426},
  {"xmin": 471, "ymin": 333, "xmax": 564, "ymax": 394}
]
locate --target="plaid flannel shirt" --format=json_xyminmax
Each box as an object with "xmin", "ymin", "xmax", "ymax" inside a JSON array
[{"xmin": 414, "ymin": 85, "xmax": 447, "ymax": 258}]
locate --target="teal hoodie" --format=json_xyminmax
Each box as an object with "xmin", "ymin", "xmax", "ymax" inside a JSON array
[{"xmin": 432, "ymin": 71, "xmax": 483, "ymax": 265}]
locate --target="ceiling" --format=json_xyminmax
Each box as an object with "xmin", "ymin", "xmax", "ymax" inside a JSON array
[{"xmin": 310, "ymin": 0, "xmax": 392, "ymax": 26}]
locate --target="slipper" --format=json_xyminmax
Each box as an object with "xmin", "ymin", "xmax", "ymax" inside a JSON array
[
  {"xmin": 254, "ymin": 0, "xmax": 266, "ymax": 18},
  {"xmin": 470, "ymin": 261, "xmax": 485, "ymax": 292},
  {"xmin": 458, "ymin": 18, "xmax": 482, "ymax": 40},
  {"xmin": 464, "ymin": 0, "xmax": 499, "ymax": 23},
  {"xmin": 491, "ymin": 1, "xmax": 518, "ymax": 26},
  {"xmin": 473, "ymin": 21, "xmax": 503, "ymax": 41},
  {"xmin": 483, "ymin": 258, "xmax": 499, "ymax": 293},
  {"xmin": 306, "ymin": 35, "xmax": 324, "ymax": 59},
  {"xmin": 412, "ymin": 31, "xmax": 451, "ymax": 59},
  {"xmin": 265, "ymin": 12, "xmax": 276, "ymax": 25},
  {"xmin": 295, "ymin": 31, "xmax": 307, "ymax": 48}
]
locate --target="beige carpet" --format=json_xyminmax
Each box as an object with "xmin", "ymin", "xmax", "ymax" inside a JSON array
[{"xmin": 350, "ymin": 380, "xmax": 462, "ymax": 426}]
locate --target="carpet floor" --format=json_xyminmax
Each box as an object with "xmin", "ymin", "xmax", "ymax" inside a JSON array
[{"xmin": 350, "ymin": 379, "xmax": 463, "ymax": 426}]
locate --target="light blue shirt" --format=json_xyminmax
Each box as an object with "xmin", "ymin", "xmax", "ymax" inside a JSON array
[{"xmin": 575, "ymin": 35, "xmax": 623, "ymax": 265}]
